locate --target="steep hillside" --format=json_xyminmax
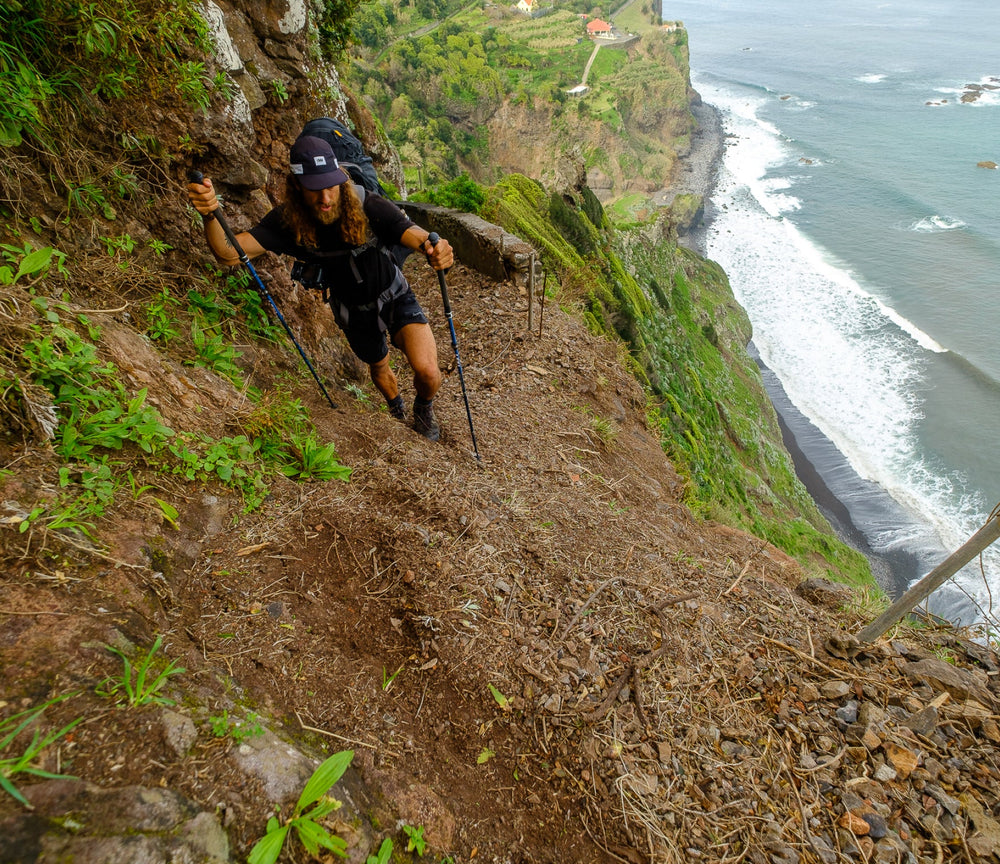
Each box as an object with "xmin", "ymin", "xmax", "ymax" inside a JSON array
[
  {"xmin": 3, "ymin": 3, "xmax": 1000, "ymax": 864},
  {"xmin": 349, "ymin": 4, "xmax": 696, "ymax": 203}
]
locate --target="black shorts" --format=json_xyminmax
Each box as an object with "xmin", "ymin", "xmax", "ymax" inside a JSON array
[{"xmin": 341, "ymin": 288, "xmax": 429, "ymax": 364}]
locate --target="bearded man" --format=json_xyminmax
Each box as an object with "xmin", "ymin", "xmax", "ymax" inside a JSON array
[{"xmin": 187, "ymin": 135, "xmax": 454, "ymax": 441}]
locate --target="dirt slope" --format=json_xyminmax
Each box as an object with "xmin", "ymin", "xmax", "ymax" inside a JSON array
[{"xmin": 3, "ymin": 229, "xmax": 1000, "ymax": 864}]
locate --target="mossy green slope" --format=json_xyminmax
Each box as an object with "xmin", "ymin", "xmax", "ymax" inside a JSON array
[{"xmin": 483, "ymin": 176, "xmax": 872, "ymax": 585}]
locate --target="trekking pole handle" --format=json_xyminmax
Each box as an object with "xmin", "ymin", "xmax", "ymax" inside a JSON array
[
  {"xmin": 427, "ymin": 232, "xmax": 452, "ymax": 314},
  {"xmin": 187, "ymin": 170, "xmax": 250, "ymax": 264}
]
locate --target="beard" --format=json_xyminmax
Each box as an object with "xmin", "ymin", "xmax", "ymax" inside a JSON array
[{"xmin": 312, "ymin": 196, "xmax": 341, "ymax": 225}]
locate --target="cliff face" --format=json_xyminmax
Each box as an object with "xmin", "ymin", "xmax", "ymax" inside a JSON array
[{"xmin": 484, "ymin": 30, "xmax": 697, "ymax": 201}]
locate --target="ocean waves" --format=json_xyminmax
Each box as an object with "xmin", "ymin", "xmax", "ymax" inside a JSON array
[{"xmin": 695, "ymin": 72, "xmax": 1000, "ymax": 619}]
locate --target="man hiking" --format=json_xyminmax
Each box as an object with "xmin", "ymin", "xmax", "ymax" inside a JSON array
[{"xmin": 186, "ymin": 134, "xmax": 454, "ymax": 441}]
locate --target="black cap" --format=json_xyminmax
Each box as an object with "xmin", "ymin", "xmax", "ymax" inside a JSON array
[{"xmin": 289, "ymin": 135, "xmax": 350, "ymax": 190}]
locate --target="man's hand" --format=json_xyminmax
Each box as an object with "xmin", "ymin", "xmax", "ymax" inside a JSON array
[
  {"xmin": 423, "ymin": 235, "xmax": 454, "ymax": 271},
  {"xmin": 187, "ymin": 175, "xmax": 220, "ymax": 218}
]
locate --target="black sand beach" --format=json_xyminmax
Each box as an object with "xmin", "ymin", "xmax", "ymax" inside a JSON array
[{"xmin": 666, "ymin": 98, "xmax": 921, "ymax": 599}]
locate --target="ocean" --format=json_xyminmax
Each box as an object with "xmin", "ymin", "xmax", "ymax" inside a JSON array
[{"xmin": 665, "ymin": 0, "xmax": 1000, "ymax": 623}]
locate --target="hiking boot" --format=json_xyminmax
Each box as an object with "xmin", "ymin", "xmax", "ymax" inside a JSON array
[
  {"xmin": 387, "ymin": 395, "xmax": 406, "ymax": 421},
  {"xmin": 412, "ymin": 397, "xmax": 440, "ymax": 442}
]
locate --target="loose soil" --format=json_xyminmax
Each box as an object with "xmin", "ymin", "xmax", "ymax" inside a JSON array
[{"xmin": 3, "ymin": 232, "xmax": 1000, "ymax": 864}]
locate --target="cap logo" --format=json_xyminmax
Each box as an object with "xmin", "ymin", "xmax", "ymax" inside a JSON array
[
  {"xmin": 291, "ymin": 163, "xmax": 304, "ymax": 175},
  {"xmin": 313, "ymin": 155, "xmax": 327, "ymax": 166}
]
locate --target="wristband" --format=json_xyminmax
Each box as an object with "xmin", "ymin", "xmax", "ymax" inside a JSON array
[{"xmin": 202, "ymin": 210, "xmax": 217, "ymax": 222}]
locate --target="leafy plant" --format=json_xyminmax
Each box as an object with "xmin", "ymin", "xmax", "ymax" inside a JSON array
[
  {"xmin": 145, "ymin": 286, "xmax": 181, "ymax": 343},
  {"xmin": 366, "ymin": 837, "xmax": 393, "ymax": 864},
  {"xmin": 279, "ymin": 433, "xmax": 352, "ymax": 482},
  {"xmin": 0, "ymin": 244, "xmax": 66, "ymax": 286},
  {"xmin": 147, "ymin": 238, "xmax": 173, "ymax": 256},
  {"xmin": 268, "ymin": 78, "xmax": 289, "ymax": 104},
  {"xmin": 66, "ymin": 180, "xmax": 115, "ymax": 221},
  {"xmin": 248, "ymin": 750, "xmax": 354, "ymax": 864},
  {"xmin": 209, "ymin": 709, "xmax": 265, "ymax": 743},
  {"xmin": 476, "ymin": 747, "xmax": 495, "ymax": 764},
  {"xmin": 345, "ymin": 382, "xmax": 370, "ymax": 403},
  {"xmin": 0, "ymin": 693, "xmax": 81, "ymax": 808},
  {"xmin": 403, "ymin": 824, "xmax": 427, "ymax": 856},
  {"xmin": 96, "ymin": 635, "xmax": 185, "ymax": 707},
  {"xmin": 189, "ymin": 320, "xmax": 244, "ymax": 386},
  {"xmin": 100, "ymin": 233, "xmax": 135, "ymax": 258},
  {"xmin": 173, "ymin": 59, "xmax": 211, "ymax": 111}
]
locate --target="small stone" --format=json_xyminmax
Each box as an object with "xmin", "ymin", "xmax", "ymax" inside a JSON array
[
  {"xmin": 839, "ymin": 811, "xmax": 871, "ymax": 836},
  {"xmin": 858, "ymin": 703, "xmax": 888, "ymax": 726},
  {"xmin": 835, "ymin": 701, "xmax": 859, "ymax": 725},
  {"xmin": 982, "ymin": 718, "xmax": 1000, "ymax": 743},
  {"xmin": 862, "ymin": 813, "xmax": 888, "ymax": 840},
  {"xmin": 873, "ymin": 763, "xmax": 897, "ymax": 782},
  {"xmin": 798, "ymin": 681, "xmax": 821, "ymax": 702},
  {"xmin": 902, "ymin": 705, "xmax": 938, "ymax": 736},
  {"xmin": 883, "ymin": 741, "xmax": 919, "ymax": 778},
  {"xmin": 821, "ymin": 681, "xmax": 852, "ymax": 700},
  {"xmin": 845, "ymin": 722, "xmax": 881, "ymax": 749},
  {"xmin": 161, "ymin": 709, "xmax": 198, "ymax": 758}
]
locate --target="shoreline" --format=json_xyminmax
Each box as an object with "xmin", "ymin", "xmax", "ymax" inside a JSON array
[{"xmin": 666, "ymin": 97, "xmax": 918, "ymax": 598}]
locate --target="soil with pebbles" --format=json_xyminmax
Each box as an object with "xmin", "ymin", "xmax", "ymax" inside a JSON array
[{"xmin": 2, "ymin": 234, "xmax": 1000, "ymax": 864}]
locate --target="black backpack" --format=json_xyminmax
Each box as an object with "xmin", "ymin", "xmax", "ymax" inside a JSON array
[{"xmin": 301, "ymin": 117, "xmax": 387, "ymax": 197}]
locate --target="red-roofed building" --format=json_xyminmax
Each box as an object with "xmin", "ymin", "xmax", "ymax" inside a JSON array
[{"xmin": 586, "ymin": 18, "xmax": 612, "ymax": 37}]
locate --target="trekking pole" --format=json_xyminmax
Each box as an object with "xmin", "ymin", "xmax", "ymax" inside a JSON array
[
  {"xmin": 187, "ymin": 170, "xmax": 337, "ymax": 410},
  {"xmin": 428, "ymin": 232, "xmax": 480, "ymax": 461}
]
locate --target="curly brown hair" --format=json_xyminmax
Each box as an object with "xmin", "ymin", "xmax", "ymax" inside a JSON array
[{"xmin": 281, "ymin": 177, "xmax": 371, "ymax": 249}]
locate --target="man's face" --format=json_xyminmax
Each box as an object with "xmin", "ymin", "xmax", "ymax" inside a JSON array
[{"xmin": 300, "ymin": 182, "xmax": 343, "ymax": 225}]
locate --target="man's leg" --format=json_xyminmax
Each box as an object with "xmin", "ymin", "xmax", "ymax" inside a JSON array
[
  {"xmin": 393, "ymin": 322, "xmax": 441, "ymax": 399},
  {"xmin": 394, "ymin": 322, "xmax": 442, "ymax": 440},
  {"xmin": 368, "ymin": 356, "xmax": 406, "ymax": 419}
]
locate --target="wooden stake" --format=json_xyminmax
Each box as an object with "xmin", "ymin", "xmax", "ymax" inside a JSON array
[{"xmin": 857, "ymin": 515, "xmax": 1000, "ymax": 643}]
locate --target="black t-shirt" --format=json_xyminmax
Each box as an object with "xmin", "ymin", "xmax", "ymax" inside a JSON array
[{"xmin": 249, "ymin": 190, "xmax": 414, "ymax": 307}]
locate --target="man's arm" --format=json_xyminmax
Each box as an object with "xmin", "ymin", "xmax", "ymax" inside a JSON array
[
  {"xmin": 400, "ymin": 225, "xmax": 454, "ymax": 271},
  {"xmin": 186, "ymin": 176, "xmax": 266, "ymax": 267}
]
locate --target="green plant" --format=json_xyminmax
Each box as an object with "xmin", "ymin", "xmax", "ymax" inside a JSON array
[
  {"xmin": 189, "ymin": 320, "xmax": 244, "ymax": 386},
  {"xmin": 366, "ymin": 837, "xmax": 393, "ymax": 864},
  {"xmin": 403, "ymin": 824, "xmax": 427, "ymax": 856},
  {"xmin": 211, "ymin": 70, "xmax": 238, "ymax": 100},
  {"xmin": 345, "ymin": 382, "xmax": 370, "ymax": 403},
  {"xmin": 247, "ymin": 750, "xmax": 354, "ymax": 864},
  {"xmin": 22, "ymin": 324, "xmax": 175, "ymax": 461},
  {"xmin": 145, "ymin": 286, "xmax": 181, "ymax": 342},
  {"xmin": 147, "ymin": 238, "xmax": 173, "ymax": 256},
  {"xmin": 0, "ymin": 693, "xmax": 81, "ymax": 808},
  {"xmin": 268, "ymin": 78, "xmax": 289, "ymax": 104},
  {"xmin": 100, "ymin": 234, "xmax": 135, "ymax": 257},
  {"xmin": 209, "ymin": 709, "xmax": 265, "ymax": 743},
  {"xmin": 279, "ymin": 433, "xmax": 352, "ymax": 482},
  {"xmin": 166, "ymin": 433, "xmax": 269, "ymax": 511},
  {"xmin": 0, "ymin": 244, "xmax": 65, "ymax": 286},
  {"xmin": 96, "ymin": 635, "xmax": 185, "ymax": 707},
  {"xmin": 381, "ymin": 664, "xmax": 403, "ymax": 692},
  {"xmin": 66, "ymin": 180, "xmax": 115, "ymax": 221},
  {"xmin": 173, "ymin": 59, "xmax": 211, "ymax": 111}
]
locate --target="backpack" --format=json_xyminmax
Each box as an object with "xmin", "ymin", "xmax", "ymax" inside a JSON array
[{"xmin": 301, "ymin": 117, "xmax": 387, "ymax": 197}]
